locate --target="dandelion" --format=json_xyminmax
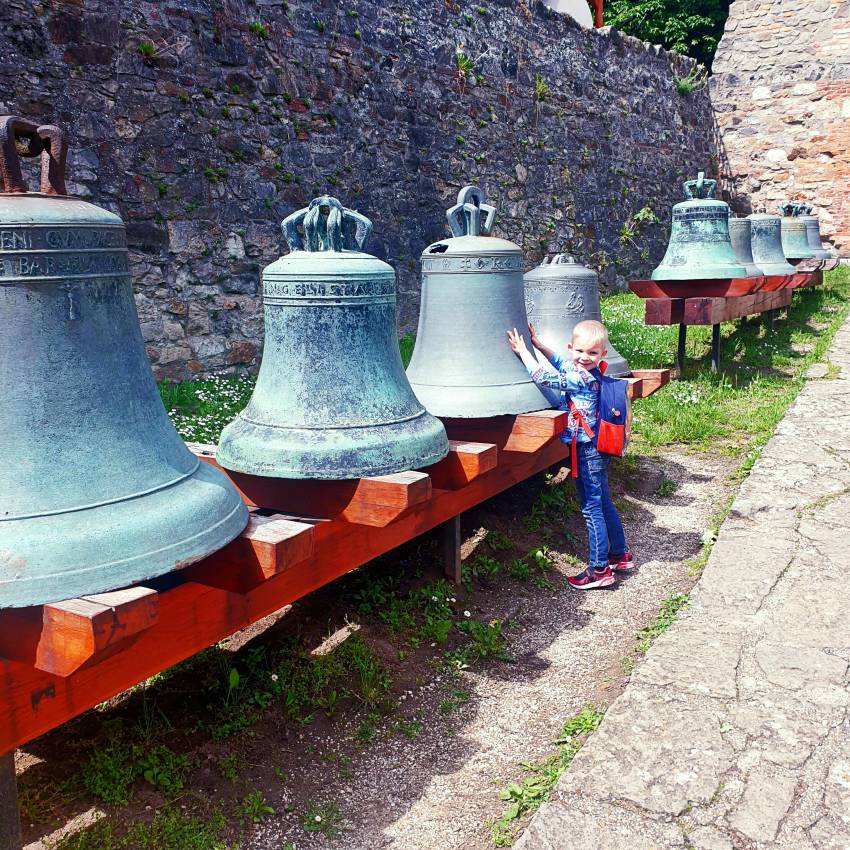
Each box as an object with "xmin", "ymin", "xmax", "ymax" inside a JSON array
[
  {"xmin": 315, "ymin": 815, "xmax": 322, "ymax": 822},
  {"xmin": 271, "ymin": 673, "xmax": 278, "ymax": 682}
]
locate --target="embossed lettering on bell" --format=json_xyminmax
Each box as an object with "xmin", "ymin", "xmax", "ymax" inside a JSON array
[
  {"xmin": 651, "ymin": 172, "xmax": 746, "ymax": 281},
  {"xmin": 216, "ymin": 196, "xmax": 448, "ymax": 479},
  {"xmin": 0, "ymin": 116, "xmax": 248, "ymax": 609},
  {"xmin": 406, "ymin": 186, "xmax": 548, "ymax": 417},
  {"xmin": 524, "ymin": 254, "xmax": 630, "ymax": 377}
]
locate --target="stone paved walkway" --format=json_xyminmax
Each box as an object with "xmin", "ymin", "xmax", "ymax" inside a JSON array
[{"xmin": 517, "ymin": 316, "xmax": 850, "ymax": 850}]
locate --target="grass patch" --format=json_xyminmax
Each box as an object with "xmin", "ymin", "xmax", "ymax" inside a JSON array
[
  {"xmin": 634, "ymin": 592, "xmax": 689, "ymax": 653},
  {"xmin": 490, "ymin": 705, "xmax": 603, "ymax": 846}
]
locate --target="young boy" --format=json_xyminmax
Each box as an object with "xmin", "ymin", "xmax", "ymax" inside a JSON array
[{"xmin": 506, "ymin": 319, "xmax": 633, "ymax": 589}]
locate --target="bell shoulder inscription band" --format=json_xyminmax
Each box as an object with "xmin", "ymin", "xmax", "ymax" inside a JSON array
[
  {"xmin": 0, "ymin": 116, "xmax": 248, "ymax": 609},
  {"xmin": 524, "ymin": 254, "xmax": 630, "ymax": 377},
  {"xmin": 406, "ymin": 185, "xmax": 549, "ymax": 418},
  {"xmin": 651, "ymin": 172, "xmax": 747, "ymax": 281},
  {"xmin": 216, "ymin": 195, "xmax": 449, "ymax": 479}
]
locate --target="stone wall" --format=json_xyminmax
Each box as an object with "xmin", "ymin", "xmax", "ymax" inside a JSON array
[
  {"xmin": 711, "ymin": 0, "xmax": 850, "ymax": 252},
  {"xmin": 0, "ymin": 0, "xmax": 713, "ymax": 380}
]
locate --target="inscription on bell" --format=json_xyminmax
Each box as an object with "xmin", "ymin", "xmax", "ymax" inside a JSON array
[
  {"xmin": 0, "ymin": 251, "xmax": 129, "ymax": 279},
  {"xmin": 422, "ymin": 255, "xmax": 522, "ymax": 273},
  {"xmin": 0, "ymin": 226, "xmax": 126, "ymax": 252},
  {"xmin": 264, "ymin": 278, "xmax": 394, "ymax": 298}
]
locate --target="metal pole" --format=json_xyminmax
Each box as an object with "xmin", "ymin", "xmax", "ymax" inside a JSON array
[
  {"xmin": 442, "ymin": 515, "xmax": 462, "ymax": 585},
  {"xmin": 677, "ymin": 323, "xmax": 687, "ymax": 376},
  {"xmin": 711, "ymin": 323, "xmax": 721, "ymax": 373},
  {"xmin": 767, "ymin": 308, "xmax": 776, "ymax": 330},
  {"xmin": 0, "ymin": 752, "xmax": 22, "ymax": 850}
]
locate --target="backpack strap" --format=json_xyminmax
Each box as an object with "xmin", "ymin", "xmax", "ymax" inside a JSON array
[{"xmin": 566, "ymin": 400, "xmax": 595, "ymax": 479}]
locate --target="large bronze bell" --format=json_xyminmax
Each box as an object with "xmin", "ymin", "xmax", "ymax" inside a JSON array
[
  {"xmin": 728, "ymin": 218, "xmax": 761, "ymax": 277},
  {"xmin": 747, "ymin": 214, "xmax": 796, "ymax": 275},
  {"xmin": 651, "ymin": 172, "xmax": 747, "ymax": 281},
  {"xmin": 406, "ymin": 186, "xmax": 548, "ymax": 417},
  {"xmin": 797, "ymin": 204, "xmax": 834, "ymax": 260},
  {"xmin": 779, "ymin": 203, "xmax": 814, "ymax": 260},
  {"xmin": 217, "ymin": 196, "xmax": 448, "ymax": 479},
  {"xmin": 524, "ymin": 254, "xmax": 630, "ymax": 376},
  {"xmin": 0, "ymin": 117, "xmax": 249, "ymax": 609}
]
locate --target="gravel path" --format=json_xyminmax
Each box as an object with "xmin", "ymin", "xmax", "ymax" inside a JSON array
[{"xmin": 252, "ymin": 448, "xmax": 736, "ymax": 850}]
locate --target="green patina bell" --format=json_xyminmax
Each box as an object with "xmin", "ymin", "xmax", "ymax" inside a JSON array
[
  {"xmin": 779, "ymin": 202, "xmax": 815, "ymax": 260},
  {"xmin": 796, "ymin": 203, "xmax": 834, "ymax": 260},
  {"xmin": 728, "ymin": 218, "xmax": 761, "ymax": 277},
  {"xmin": 406, "ymin": 186, "xmax": 548, "ymax": 417},
  {"xmin": 651, "ymin": 172, "xmax": 747, "ymax": 281},
  {"xmin": 0, "ymin": 116, "xmax": 249, "ymax": 609},
  {"xmin": 217, "ymin": 196, "xmax": 448, "ymax": 479},
  {"xmin": 747, "ymin": 213, "xmax": 796, "ymax": 275},
  {"xmin": 524, "ymin": 254, "xmax": 630, "ymax": 376}
]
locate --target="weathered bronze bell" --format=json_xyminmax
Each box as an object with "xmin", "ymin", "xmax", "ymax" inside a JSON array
[
  {"xmin": 796, "ymin": 203, "xmax": 834, "ymax": 260},
  {"xmin": 747, "ymin": 214, "xmax": 796, "ymax": 275},
  {"xmin": 728, "ymin": 218, "xmax": 761, "ymax": 277},
  {"xmin": 217, "ymin": 196, "xmax": 448, "ymax": 479},
  {"xmin": 779, "ymin": 203, "xmax": 814, "ymax": 260},
  {"xmin": 0, "ymin": 117, "xmax": 249, "ymax": 609},
  {"xmin": 406, "ymin": 186, "xmax": 548, "ymax": 417},
  {"xmin": 524, "ymin": 254, "xmax": 630, "ymax": 376},
  {"xmin": 651, "ymin": 172, "xmax": 747, "ymax": 281}
]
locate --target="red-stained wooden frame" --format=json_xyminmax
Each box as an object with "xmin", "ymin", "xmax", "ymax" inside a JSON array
[{"xmin": 0, "ymin": 381, "xmax": 669, "ymax": 757}]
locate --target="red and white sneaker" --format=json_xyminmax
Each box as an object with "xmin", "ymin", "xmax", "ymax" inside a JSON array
[
  {"xmin": 609, "ymin": 552, "xmax": 635, "ymax": 572},
  {"xmin": 567, "ymin": 566, "xmax": 616, "ymax": 590}
]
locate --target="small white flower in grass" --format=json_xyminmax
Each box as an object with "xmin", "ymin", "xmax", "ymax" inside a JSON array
[
  {"xmin": 450, "ymin": 597, "xmax": 457, "ymax": 603},
  {"xmin": 463, "ymin": 610, "xmax": 471, "ymax": 617},
  {"xmin": 271, "ymin": 673, "xmax": 278, "ymax": 682},
  {"xmin": 315, "ymin": 815, "xmax": 322, "ymax": 822},
  {"xmin": 431, "ymin": 595, "xmax": 438, "ymax": 602}
]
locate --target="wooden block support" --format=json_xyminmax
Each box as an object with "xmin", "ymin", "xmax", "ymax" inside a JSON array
[
  {"xmin": 424, "ymin": 440, "xmax": 498, "ymax": 489},
  {"xmin": 629, "ymin": 369, "xmax": 671, "ymax": 398},
  {"xmin": 682, "ymin": 289, "xmax": 792, "ymax": 325},
  {"xmin": 182, "ymin": 513, "xmax": 315, "ymax": 594},
  {"xmin": 442, "ymin": 409, "xmax": 567, "ymax": 454},
  {"xmin": 189, "ymin": 445, "xmax": 431, "ymax": 527},
  {"xmin": 0, "ymin": 587, "xmax": 159, "ymax": 678},
  {"xmin": 645, "ymin": 297, "xmax": 685, "ymax": 325}
]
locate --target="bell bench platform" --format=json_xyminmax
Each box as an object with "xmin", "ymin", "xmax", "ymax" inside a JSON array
[
  {"xmin": 629, "ymin": 269, "xmax": 824, "ymax": 374},
  {"xmin": 0, "ymin": 376, "xmax": 669, "ymax": 848}
]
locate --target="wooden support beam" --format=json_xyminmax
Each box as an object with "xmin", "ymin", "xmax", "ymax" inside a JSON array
[
  {"xmin": 423, "ymin": 440, "xmax": 498, "ymax": 490},
  {"xmin": 682, "ymin": 290, "xmax": 792, "ymax": 325},
  {"xmin": 0, "ymin": 752, "xmax": 21, "ymax": 850},
  {"xmin": 189, "ymin": 445, "xmax": 431, "ymax": 527}
]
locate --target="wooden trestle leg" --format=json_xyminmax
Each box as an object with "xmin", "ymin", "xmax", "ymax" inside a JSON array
[
  {"xmin": 0, "ymin": 752, "xmax": 22, "ymax": 850},
  {"xmin": 442, "ymin": 515, "xmax": 462, "ymax": 585},
  {"xmin": 711, "ymin": 323, "xmax": 721, "ymax": 373},
  {"xmin": 677, "ymin": 323, "xmax": 687, "ymax": 375}
]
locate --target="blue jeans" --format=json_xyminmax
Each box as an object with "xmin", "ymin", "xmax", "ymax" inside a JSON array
[{"xmin": 574, "ymin": 442, "xmax": 628, "ymax": 571}]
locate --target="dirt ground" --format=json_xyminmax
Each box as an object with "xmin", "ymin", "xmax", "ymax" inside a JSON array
[{"xmin": 17, "ymin": 447, "xmax": 737, "ymax": 850}]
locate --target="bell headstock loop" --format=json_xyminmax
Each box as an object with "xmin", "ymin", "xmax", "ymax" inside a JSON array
[
  {"xmin": 446, "ymin": 184, "xmax": 496, "ymax": 237},
  {"xmin": 281, "ymin": 195, "xmax": 373, "ymax": 253},
  {"xmin": 552, "ymin": 254, "xmax": 577, "ymax": 265},
  {"xmin": 798, "ymin": 202, "xmax": 813, "ymax": 215},
  {"xmin": 0, "ymin": 117, "xmax": 68, "ymax": 196},
  {"xmin": 682, "ymin": 171, "xmax": 717, "ymax": 201},
  {"xmin": 779, "ymin": 201, "xmax": 803, "ymax": 217}
]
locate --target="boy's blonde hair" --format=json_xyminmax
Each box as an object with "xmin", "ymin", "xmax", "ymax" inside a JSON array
[{"xmin": 571, "ymin": 319, "xmax": 609, "ymax": 350}]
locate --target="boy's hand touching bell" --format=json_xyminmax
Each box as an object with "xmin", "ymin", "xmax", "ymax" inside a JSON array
[{"xmin": 506, "ymin": 327, "xmax": 528, "ymax": 355}]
